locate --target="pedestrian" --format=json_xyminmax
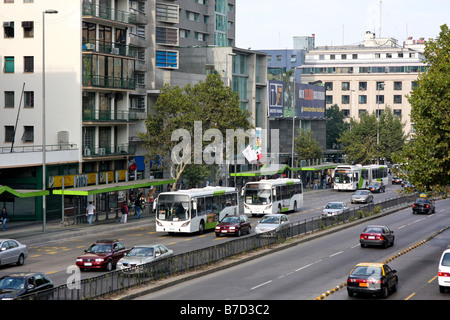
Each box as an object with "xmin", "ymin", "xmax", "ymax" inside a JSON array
[
  {"xmin": 120, "ymin": 202, "xmax": 128, "ymax": 223},
  {"xmin": 86, "ymin": 201, "xmax": 95, "ymax": 226},
  {"xmin": 1, "ymin": 207, "xmax": 8, "ymax": 231},
  {"xmin": 135, "ymin": 196, "xmax": 142, "ymax": 219}
]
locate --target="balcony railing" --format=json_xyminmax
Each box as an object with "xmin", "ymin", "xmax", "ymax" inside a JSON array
[
  {"xmin": 83, "ymin": 75, "xmax": 136, "ymax": 90},
  {"xmin": 82, "ymin": 144, "xmax": 136, "ymax": 157},
  {"xmin": 82, "ymin": 110, "xmax": 144, "ymax": 122},
  {"xmin": 83, "ymin": 40, "xmax": 138, "ymax": 58},
  {"xmin": 82, "ymin": 2, "xmax": 137, "ymax": 25}
]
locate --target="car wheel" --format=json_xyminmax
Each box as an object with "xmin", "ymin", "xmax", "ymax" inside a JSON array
[
  {"xmin": 106, "ymin": 260, "xmax": 113, "ymax": 271},
  {"xmin": 215, "ymin": 233, "xmax": 221, "ymax": 237},
  {"xmin": 347, "ymin": 289, "xmax": 355, "ymax": 297},
  {"xmin": 247, "ymin": 226, "xmax": 251, "ymax": 234},
  {"xmin": 380, "ymin": 286, "xmax": 389, "ymax": 298},
  {"xmin": 17, "ymin": 254, "xmax": 25, "ymax": 266},
  {"xmin": 198, "ymin": 221, "xmax": 205, "ymax": 234}
]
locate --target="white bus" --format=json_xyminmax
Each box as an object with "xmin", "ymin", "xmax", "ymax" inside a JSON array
[
  {"xmin": 242, "ymin": 178, "xmax": 303, "ymax": 216},
  {"xmin": 362, "ymin": 165, "xmax": 389, "ymax": 186},
  {"xmin": 333, "ymin": 165, "xmax": 365, "ymax": 191},
  {"xmin": 154, "ymin": 187, "xmax": 238, "ymax": 234}
]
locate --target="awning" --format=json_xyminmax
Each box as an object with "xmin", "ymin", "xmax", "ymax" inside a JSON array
[
  {"xmin": 0, "ymin": 185, "xmax": 50, "ymax": 201},
  {"xmin": 230, "ymin": 163, "xmax": 338, "ymax": 177},
  {"xmin": 52, "ymin": 178, "xmax": 175, "ymax": 196}
]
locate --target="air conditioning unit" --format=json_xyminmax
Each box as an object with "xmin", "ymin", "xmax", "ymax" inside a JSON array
[
  {"xmin": 57, "ymin": 131, "xmax": 69, "ymax": 144},
  {"xmin": 3, "ymin": 22, "xmax": 11, "ymax": 27},
  {"xmin": 84, "ymin": 148, "xmax": 91, "ymax": 156},
  {"xmin": 22, "ymin": 21, "xmax": 33, "ymax": 28},
  {"xmin": 99, "ymin": 148, "xmax": 106, "ymax": 155}
]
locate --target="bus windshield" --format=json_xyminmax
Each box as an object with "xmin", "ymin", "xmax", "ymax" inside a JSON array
[
  {"xmin": 245, "ymin": 185, "xmax": 272, "ymax": 205},
  {"xmin": 334, "ymin": 171, "xmax": 352, "ymax": 184},
  {"xmin": 157, "ymin": 194, "xmax": 190, "ymax": 221}
]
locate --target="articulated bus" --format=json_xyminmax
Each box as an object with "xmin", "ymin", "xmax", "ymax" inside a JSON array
[
  {"xmin": 154, "ymin": 187, "xmax": 238, "ymax": 234},
  {"xmin": 242, "ymin": 178, "xmax": 303, "ymax": 216},
  {"xmin": 334, "ymin": 164, "xmax": 388, "ymax": 191}
]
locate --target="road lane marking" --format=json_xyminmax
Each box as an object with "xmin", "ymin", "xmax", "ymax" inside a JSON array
[
  {"xmin": 250, "ymin": 280, "xmax": 272, "ymax": 291},
  {"xmin": 329, "ymin": 251, "xmax": 343, "ymax": 257},
  {"xmin": 405, "ymin": 292, "xmax": 416, "ymax": 300},
  {"xmin": 428, "ymin": 275, "xmax": 437, "ymax": 283}
]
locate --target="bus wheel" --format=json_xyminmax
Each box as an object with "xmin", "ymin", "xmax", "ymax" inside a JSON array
[
  {"xmin": 198, "ymin": 221, "xmax": 205, "ymax": 234},
  {"xmin": 277, "ymin": 205, "xmax": 281, "ymax": 213},
  {"xmin": 293, "ymin": 201, "xmax": 297, "ymax": 212}
]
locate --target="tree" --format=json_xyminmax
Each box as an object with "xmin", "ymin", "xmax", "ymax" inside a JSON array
[
  {"xmin": 140, "ymin": 74, "xmax": 252, "ymax": 190},
  {"xmin": 394, "ymin": 24, "xmax": 450, "ymax": 198},
  {"xmin": 326, "ymin": 104, "xmax": 350, "ymax": 149},
  {"xmin": 294, "ymin": 129, "xmax": 323, "ymax": 161}
]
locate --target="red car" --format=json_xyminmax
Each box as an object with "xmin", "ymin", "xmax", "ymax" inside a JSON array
[
  {"xmin": 360, "ymin": 225, "xmax": 395, "ymax": 248},
  {"xmin": 215, "ymin": 215, "xmax": 251, "ymax": 237},
  {"xmin": 76, "ymin": 239, "xmax": 130, "ymax": 271}
]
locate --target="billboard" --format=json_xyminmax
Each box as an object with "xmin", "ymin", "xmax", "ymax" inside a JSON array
[{"xmin": 268, "ymin": 81, "xmax": 325, "ymax": 118}]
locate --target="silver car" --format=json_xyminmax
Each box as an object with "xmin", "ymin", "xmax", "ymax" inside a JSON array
[
  {"xmin": 116, "ymin": 244, "xmax": 173, "ymax": 272},
  {"xmin": 351, "ymin": 190, "xmax": 374, "ymax": 204},
  {"xmin": 322, "ymin": 202, "xmax": 348, "ymax": 218},
  {"xmin": 0, "ymin": 239, "xmax": 28, "ymax": 267},
  {"xmin": 254, "ymin": 213, "xmax": 289, "ymax": 234}
]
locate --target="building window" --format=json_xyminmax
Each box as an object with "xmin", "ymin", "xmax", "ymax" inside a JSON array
[
  {"xmin": 325, "ymin": 82, "xmax": 333, "ymax": 91},
  {"xmin": 359, "ymin": 82, "xmax": 367, "ymax": 90},
  {"xmin": 22, "ymin": 21, "xmax": 34, "ymax": 38},
  {"xmin": 376, "ymin": 109, "xmax": 384, "ymax": 118},
  {"xmin": 358, "ymin": 109, "xmax": 367, "ymax": 117},
  {"xmin": 352, "ymin": 54, "xmax": 358, "ymax": 59},
  {"xmin": 376, "ymin": 81, "xmax": 385, "ymax": 91},
  {"xmin": 156, "ymin": 3, "xmax": 179, "ymax": 23},
  {"xmin": 3, "ymin": 21, "xmax": 14, "ymax": 38},
  {"xmin": 394, "ymin": 81, "xmax": 402, "ymax": 90},
  {"xmin": 4, "ymin": 91, "xmax": 14, "ymax": 108},
  {"xmin": 376, "ymin": 95, "xmax": 384, "ymax": 104},
  {"xmin": 276, "ymin": 55, "xmax": 282, "ymax": 62},
  {"xmin": 24, "ymin": 91, "xmax": 34, "ymax": 108},
  {"xmin": 155, "ymin": 50, "xmax": 178, "ymax": 69},
  {"xmin": 156, "ymin": 27, "xmax": 178, "ymax": 45},
  {"xmin": 4, "ymin": 56, "xmax": 14, "ymax": 73},
  {"xmin": 393, "ymin": 95, "xmax": 402, "ymax": 104},
  {"xmin": 22, "ymin": 126, "xmax": 34, "ymax": 142},
  {"xmin": 342, "ymin": 109, "xmax": 350, "ymax": 117},
  {"xmin": 330, "ymin": 54, "xmax": 335, "ymax": 60},
  {"xmin": 24, "ymin": 56, "xmax": 34, "ymax": 73},
  {"xmin": 358, "ymin": 95, "xmax": 367, "ymax": 104},
  {"xmin": 186, "ymin": 11, "xmax": 199, "ymax": 22},
  {"xmin": 325, "ymin": 95, "xmax": 333, "ymax": 104},
  {"xmin": 341, "ymin": 95, "xmax": 350, "ymax": 104},
  {"xmin": 4, "ymin": 126, "xmax": 14, "ymax": 143},
  {"xmin": 393, "ymin": 109, "xmax": 402, "ymax": 117},
  {"xmin": 342, "ymin": 82, "xmax": 350, "ymax": 91},
  {"xmin": 341, "ymin": 54, "xmax": 347, "ymax": 60}
]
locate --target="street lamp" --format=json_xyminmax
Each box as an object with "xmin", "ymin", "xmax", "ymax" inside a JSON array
[{"xmin": 42, "ymin": 9, "xmax": 58, "ymax": 232}]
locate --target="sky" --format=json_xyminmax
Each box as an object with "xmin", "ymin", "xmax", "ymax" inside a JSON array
[{"xmin": 235, "ymin": 0, "xmax": 450, "ymax": 50}]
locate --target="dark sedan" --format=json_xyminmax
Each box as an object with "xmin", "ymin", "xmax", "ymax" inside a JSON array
[
  {"xmin": 347, "ymin": 262, "xmax": 398, "ymax": 298},
  {"xmin": 215, "ymin": 215, "xmax": 251, "ymax": 237},
  {"xmin": 412, "ymin": 197, "xmax": 435, "ymax": 214},
  {"xmin": 360, "ymin": 225, "xmax": 395, "ymax": 248},
  {"xmin": 392, "ymin": 176, "xmax": 402, "ymax": 185},
  {"xmin": 0, "ymin": 272, "xmax": 53, "ymax": 300},
  {"xmin": 368, "ymin": 182, "xmax": 385, "ymax": 193},
  {"xmin": 76, "ymin": 239, "xmax": 130, "ymax": 271}
]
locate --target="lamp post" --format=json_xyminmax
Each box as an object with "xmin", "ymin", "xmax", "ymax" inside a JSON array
[{"xmin": 42, "ymin": 9, "xmax": 58, "ymax": 232}]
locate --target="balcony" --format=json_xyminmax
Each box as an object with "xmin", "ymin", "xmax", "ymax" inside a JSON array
[
  {"xmin": 83, "ymin": 40, "xmax": 137, "ymax": 59},
  {"xmin": 82, "ymin": 144, "xmax": 136, "ymax": 158},
  {"xmin": 82, "ymin": 110, "xmax": 143, "ymax": 122},
  {"xmin": 83, "ymin": 75, "xmax": 136, "ymax": 90},
  {"xmin": 82, "ymin": 2, "xmax": 137, "ymax": 26}
]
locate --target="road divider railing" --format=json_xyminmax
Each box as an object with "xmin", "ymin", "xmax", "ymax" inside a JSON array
[{"xmin": 18, "ymin": 194, "xmax": 417, "ymax": 300}]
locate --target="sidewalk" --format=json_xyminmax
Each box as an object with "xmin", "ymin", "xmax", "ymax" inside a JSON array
[{"xmin": 1, "ymin": 187, "xmax": 331, "ymax": 247}]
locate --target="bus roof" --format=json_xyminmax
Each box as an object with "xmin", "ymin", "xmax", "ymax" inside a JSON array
[
  {"xmin": 158, "ymin": 186, "xmax": 237, "ymax": 197},
  {"xmin": 245, "ymin": 178, "xmax": 301, "ymax": 186}
]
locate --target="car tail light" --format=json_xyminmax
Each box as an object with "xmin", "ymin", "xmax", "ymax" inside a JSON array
[
  {"xmin": 439, "ymin": 272, "xmax": 450, "ymax": 277},
  {"xmin": 426, "ymin": 204, "xmax": 430, "ymax": 209},
  {"xmin": 412, "ymin": 204, "xmax": 416, "ymax": 208}
]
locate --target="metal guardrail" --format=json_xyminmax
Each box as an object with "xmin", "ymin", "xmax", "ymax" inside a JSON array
[{"xmin": 18, "ymin": 194, "xmax": 417, "ymax": 300}]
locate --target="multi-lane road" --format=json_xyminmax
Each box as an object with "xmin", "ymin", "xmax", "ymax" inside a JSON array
[{"xmin": 2, "ymin": 183, "xmax": 449, "ymax": 301}]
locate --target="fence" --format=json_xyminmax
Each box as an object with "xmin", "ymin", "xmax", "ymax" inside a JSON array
[{"xmin": 18, "ymin": 194, "xmax": 416, "ymax": 300}]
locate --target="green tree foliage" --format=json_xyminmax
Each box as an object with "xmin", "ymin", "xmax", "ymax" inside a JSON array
[
  {"xmin": 338, "ymin": 108, "xmax": 405, "ymax": 164},
  {"xmin": 394, "ymin": 24, "xmax": 450, "ymax": 198},
  {"xmin": 326, "ymin": 104, "xmax": 350, "ymax": 149},
  {"xmin": 294, "ymin": 129, "xmax": 323, "ymax": 161},
  {"xmin": 140, "ymin": 74, "xmax": 252, "ymax": 190}
]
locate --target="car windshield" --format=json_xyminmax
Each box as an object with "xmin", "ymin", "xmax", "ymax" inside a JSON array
[
  {"xmin": 221, "ymin": 216, "xmax": 240, "ymax": 223},
  {"xmin": 127, "ymin": 247, "xmax": 154, "ymax": 257},
  {"xmin": 86, "ymin": 243, "xmax": 112, "ymax": 253},
  {"xmin": 363, "ymin": 226, "xmax": 383, "ymax": 233},
  {"xmin": 442, "ymin": 253, "xmax": 450, "ymax": 267},
  {"xmin": 0, "ymin": 277, "xmax": 25, "ymax": 290},
  {"xmin": 325, "ymin": 203, "xmax": 343, "ymax": 209},
  {"xmin": 351, "ymin": 266, "xmax": 382, "ymax": 277},
  {"xmin": 369, "ymin": 183, "xmax": 380, "ymax": 187},
  {"xmin": 354, "ymin": 191, "xmax": 368, "ymax": 195},
  {"xmin": 414, "ymin": 199, "xmax": 429, "ymax": 204},
  {"xmin": 260, "ymin": 216, "xmax": 280, "ymax": 224}
]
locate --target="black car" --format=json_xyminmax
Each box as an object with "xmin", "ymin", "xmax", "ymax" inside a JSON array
[
  {"xmin": 392, "ymin": 176, "xmax": 402, "ymax": 185},
  {"xmin": 368, "ymin": 182, "xmax": 385, "ymax": 193},
  {"xmin": 0, "ymin": 272, "xmax": 54, "ymax": 300},
  {"xmin": 347, "ymin": 263, "xmax": 398, "ymax": 298},
  {"xmin": 412, "ymin": 197, "xmax": 435, "ymax": 214}
]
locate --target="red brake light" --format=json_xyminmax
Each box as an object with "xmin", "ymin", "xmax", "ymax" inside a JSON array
[{"xmin": 439, "ymin": 272, "xmax": 450, "ymax": 277}]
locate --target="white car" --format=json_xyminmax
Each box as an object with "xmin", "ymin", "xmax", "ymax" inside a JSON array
[
  {"xmin": 116, "ymin": 244, "xmax": 173, "ymax": 272},
  {"xmin": 254, "ymin": 214, "xmax": 289, "ymax": 234},
  {"xmin": 438, "ymin": 247, "xmax": 450, "ymax": 293},
  {"xmin": 322, "ymin": 202, "xmax": 348, "ymax": 218},
  {"xmin": 0, "ymin": 239, "xmax": 28, "ymax": 267}
]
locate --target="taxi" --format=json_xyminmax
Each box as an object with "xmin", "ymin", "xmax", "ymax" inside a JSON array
[{"xmin": 347, "ymin": 262, "xmax": 398, "ymax": 298}]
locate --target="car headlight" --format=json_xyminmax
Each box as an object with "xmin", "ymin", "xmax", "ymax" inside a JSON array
[
  {"xmin": 229, "ymin": 226, "xmax": 235, "ymax": 230},
  {"xmin": 76, "ymin": 258, "xmax": 83, "ymax": 262},
  {"xmin": 95, "ymin": 258, "xmax": 104, "ymax": 262}
]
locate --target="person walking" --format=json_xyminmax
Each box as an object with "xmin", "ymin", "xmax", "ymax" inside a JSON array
[
  {"xmin": 120, "ymin": 202, "xmax": 128, "ymax": 223},
  {"xmin": 135, "ymin": 196, "xmax": 142, "ymax": 219},
  {"xmin": 1, "ymin": 207, "xmax": 8, "ymax": 231},
  {"xmin": 86, "ymin": 201, "xmax": 95, "ymax": 226}
]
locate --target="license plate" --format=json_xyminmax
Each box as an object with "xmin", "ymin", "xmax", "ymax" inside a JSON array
[
  {"xmin": 84, "ymin": 262, "xmax": 92, "ymax": 266},
  {"xmin": 221, "ymin": 230, "xmax": 228, "ymax": 233},
  {"xmin": 368, "ymin": 236, "xmax": 375, "ymax": 239},
  {"xmin": 359, "ymin": 282, "xmax": 369, "ymax": 287}
]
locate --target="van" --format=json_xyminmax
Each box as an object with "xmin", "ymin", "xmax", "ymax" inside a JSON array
[{"xmin": 438, "ymin": 247, "xmax": 450, "ymax": 293}]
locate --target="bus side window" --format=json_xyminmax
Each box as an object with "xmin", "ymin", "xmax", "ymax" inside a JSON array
[
  {"xmin": 191, "ymin": 200, "xmax": 197, "ymax": 218},
  {"xmin": 231, "ymin": 193, "xmax": 237, "ymax": 206},
  {"xmin": 205, "ymin": 196, "xmax": 213, "ymax": 213},
  {"xmin": 198, "ymin": 197, "xmax": 205, "ymax": 216}
]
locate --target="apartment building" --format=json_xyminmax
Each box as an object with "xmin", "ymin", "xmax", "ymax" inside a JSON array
[{"xmin": 300, "ymin": 31, "xmax": 426, "ymax": 136}]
